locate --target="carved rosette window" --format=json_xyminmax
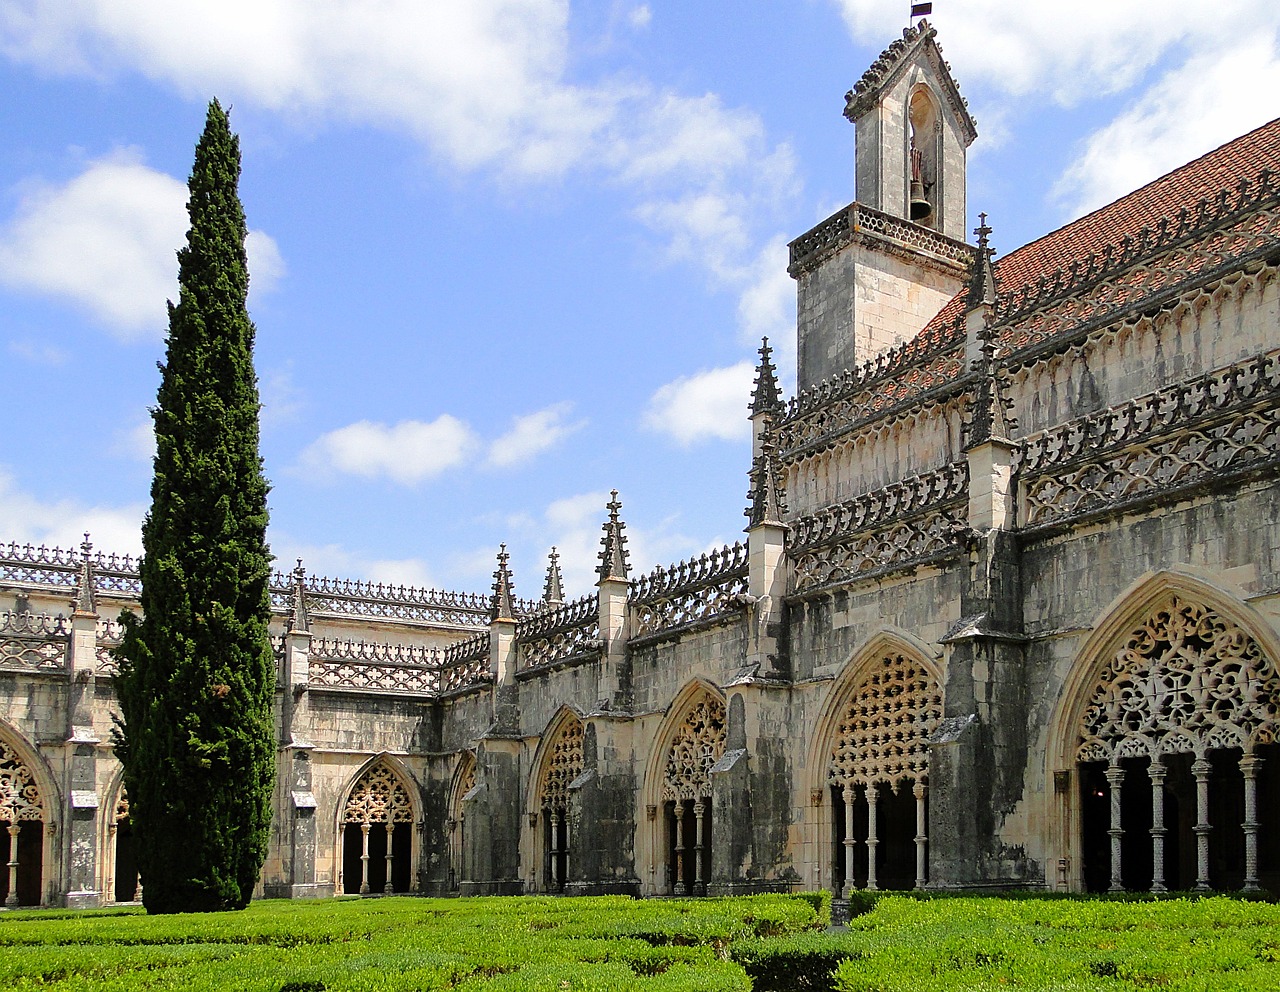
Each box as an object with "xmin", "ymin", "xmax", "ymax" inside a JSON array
[
  {"xmin": 661, "ymin": 695, "xmax": 726, "ymax": 802},
  {"xmin": 828, "ymin": 653, "xmax": 943, "ymax": 789},
  {"xmin": 1077, "ymin": 596, "xmax": 1280, "ymax": 762},
  {"xmin": 539, "ymin": 719, "xmax": 584, "ymax": 812},
  {"xmin": 344, "ymin": 764, "xmax": 413, "ymax": 825},
  {"xmin": 0, "ymin": 740, "xmax": 43, "ymax": 822}
]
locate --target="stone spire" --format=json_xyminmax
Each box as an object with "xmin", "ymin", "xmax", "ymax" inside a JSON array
[
  {"xmin": 966, "ymin": 213, "xmax": 997, "ymax": 310},
  {"xmin": 968, "ymin": 326, "xmax": 1016, "ymax": 447},
  {"xmin": 72, "ymin": 533, "xmax": 96, "ymax": 617},
  {"xmin": 749, "ymin": 337, "xmax": 782, "ymax": 417},
  {"xmin": 596, "ymin": 491, "xmax": 630, "ymax": 583},
  {"xmin": 490, "ymin": 544, "xmax": 516, "ymax": 622},
  {"xmin": 542, "ymin": 547, "xmax": 565, "ymax": 607},
  {"xmin": 288, "ymin": 558, "xmax": 310, "ymax": 633},
  {"xmin": 745, "ymin": 438, "xmax": 787, "ymax": 528}
]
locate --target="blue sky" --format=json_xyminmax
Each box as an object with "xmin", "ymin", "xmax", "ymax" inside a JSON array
[{"xmin": 3, "ymin": 1, "xmax": 1278, "ymax": 599}]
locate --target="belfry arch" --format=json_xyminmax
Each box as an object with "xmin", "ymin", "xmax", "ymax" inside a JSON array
[
  {"xmin": 0, "ymin": 729, "xmax": 51, "ymax": 906},
  {"xmin": 337, "ymin": 757, "xmax": 416, "ymax": 895},
  {"xmin": 528, "ymin": 709, "xmax": 584, "ymax": 893},
  {"xmin": 1050, "ymin": 574, "xmax": 1280, "ymax": 894},
  {"xmin": 645, "ymin": 681, "xmax": 726, "ymax": 896},
  {"xmin": 809, "ymin": 632, "xmax": 943, "ymax": 894},
  {"xmin": 906, "ymin": 83, "xmax": 941, "ymax": 228}
]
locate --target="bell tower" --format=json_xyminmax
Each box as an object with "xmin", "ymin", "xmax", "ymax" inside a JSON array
[
  {"xmin": 789, "ymin": 19, "xmax": 978, "ymax": 391},
  {"xmin": 845, "ymin": 18, "xmax": 976, "ymax": 240}
]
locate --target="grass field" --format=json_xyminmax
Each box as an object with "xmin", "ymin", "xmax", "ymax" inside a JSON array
[{"xmin": 0, "ymin": 892, "xmax": 1275, "ymax": 991}]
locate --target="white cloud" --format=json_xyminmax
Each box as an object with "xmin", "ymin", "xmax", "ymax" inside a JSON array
[
  {"xmin": 0, "ymin": 470, "xmax": 144, "ymax": 555},
  {"xmin": 0, "ymin": 152, "xmax": 185, "ymax": 340},
  {"xmin": 271, "ymin": 536, "xmax": 440, "ymax": 589},
  {"xmin": 297, "ymin": 415, "xmax": 478, "ymax": 485},
  {"xmin": 0, "ymin": 2, "xmax": 798, "ymax": 348},
  {"xmin": 7, "ymin": 338, "xmax": 68, "ymax": 365},
  {"xmin": 487, "ymin": 402, "xmax": 584, "ymax": 469},
  {"xmin": 1053, "ymin": 34, "xmax": 1280, "ymax": 218},
  {"xmin": 110, "ymin": 418, "xmax": 156, "ymax": 463},
  {"xmin": 832, "ymin": 1, "xmax": 1278, "ymax": 106},
  {"xmin": 643, "ymin": 361, "xmax": 754, "ymax": 446},
  {"xmin": 0, "ymin": 151, "xmax": 283, "ymax": 340}
]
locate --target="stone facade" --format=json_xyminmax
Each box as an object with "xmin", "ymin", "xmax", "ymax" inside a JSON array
[{"xmin": 2, "ymin": 19, "xmax": 1279, "ymax": 906}]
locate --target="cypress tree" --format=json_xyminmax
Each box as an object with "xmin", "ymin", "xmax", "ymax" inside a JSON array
[{"xmin": 115, "ymin": 100, "xmax": 276, "ymax": 914}]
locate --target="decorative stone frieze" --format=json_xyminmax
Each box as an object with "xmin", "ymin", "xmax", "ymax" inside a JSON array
[
  {"xmin": 0, "ymin": 612, "xmax": 68, "ymax": 673},
  {"xmin": 517, "ymin": 595, "xmax": 600, "ymax": 670}
]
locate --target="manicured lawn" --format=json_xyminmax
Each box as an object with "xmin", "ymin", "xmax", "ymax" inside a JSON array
[{"xmin": 0, "ymin": 892, "xmax": 1276, "ymax": 990}]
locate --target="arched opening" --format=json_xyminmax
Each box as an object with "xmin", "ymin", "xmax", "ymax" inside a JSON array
[
  {"xmin": 339, "ymin": 762, "xmax": 414, "ymax": 895},
  {"xmin": 532, "ymin": 715, "xmax": 583, "ymax": 893},
  {"xmin": 657, "ymin": 690, "xmax": 725, "ymax": 896},
  {"xmin": 107, "ymin": 790, "xmax": 140, "ymax": 903},
  {"xmin": 1073, "ymin": 595, "xmax": 1280, "ymax": 894},
  {"xmin": 907, "ymin": 86, "xmax": 940, "ymax": 228},
  {"xmin": 447, "ymin": 754, "xmax": 475, "ymax": 893},
  {"xmin": 826, "ymin": 650, "xmax": 941, "ymax": 895},
  {"xmin": 0, "ymin": 737, "xmax": 46, "ymax": 907}
]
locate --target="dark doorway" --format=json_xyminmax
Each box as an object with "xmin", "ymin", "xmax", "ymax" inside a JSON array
[
  {"xmin": 664, "ymin": 800, "xmax": 711, "ymax": 895},
  {"xmin": 0, "ymin": 822, "xmax": 43, "ymax": 906},
  {"xmin": 114, "ymin": 817, "xmax": 139, "ymax": 902},
  {"xmin": 342, "ymin": 822, "xmax": 411, "ymax": 894}
]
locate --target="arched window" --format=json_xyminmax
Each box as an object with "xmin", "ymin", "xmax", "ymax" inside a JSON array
[
  {"xmin": 1075, "ymin": 595, "xmax": 1279, "ymax": 893},
  {"xmin": 0, "ymin": 737, "xmax": 45, "ymax": 907},
  {"xmin": 339, "ymin": 762, "xmax": 414, "ymax": 895},
  {"xmin": 660, "ymin": 692, "xmax": 725, "ymax": 895},
  {"xmin": 827, "ymin": 651, "xmax": 942, "ymax": 894},
  {"xmin": 535, "ymin": 716, "xmax": 584, "ymax": 892}
]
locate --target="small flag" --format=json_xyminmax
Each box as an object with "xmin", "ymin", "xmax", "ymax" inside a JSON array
[{"xmin": 911, "ymin": 2, "xmax": 933, "ymax": 16}]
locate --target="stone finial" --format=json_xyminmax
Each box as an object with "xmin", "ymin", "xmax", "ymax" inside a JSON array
[
  {"xmin": 491, "ymin": 544, "xmax": 516, "ymax": 622},
  {"xmin": 72, "ymin": 533, "xmax": 96, "ymax": 616},
  {"xmin": 967, "ymin": 327, "xmax": 1017, "ymax": 447},
  {"xmin": 288, "ymin": 558, "xmax": 310, "ymax": 633},
  {"xmin": 750, "ymin": 337, "xmax": 782, "ymax": 417},
  {"xmin": 542, "ymin": 547, "xmax": 565, "ymax": 607},
  {"xmin": 745, "ymin": 439, "xmax": 787, "ymax": 527},
  {"xmin": 966, "ymin": 213, "xmax": 997, "ymax": 310},
  {"xmin": 596, "ymin": 491, "xmax": 630, "ymax": 583}
]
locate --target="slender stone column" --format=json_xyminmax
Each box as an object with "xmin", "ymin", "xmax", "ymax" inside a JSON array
[
  {"xmin": 1105, "ymin": 763, "xmax": 1125, "ymax": 892},
  {"xmin": 913, "ymin": 781, "xmax": 928, "ymax": 890},
  {"xmin": 1148, "ymin": 758, "xmax": 1167, "ymax": 893},
  {"xmin": 359, "ymin": 822, "xmax": 372, "ymax": 895},
  {"xmin": 692, "ymin": 801, "xmax": 705, "ymax": 890},
  {"xmin": 383, "ymin": 823, "xmax": 395, "ymax": 894},
  {"xmin": 5, "ymin": 822, "xmax": 19, "ymax": 907},
  {"xmin": 555, "ymin": 809, "xmax": 566, "ymax": 889},
  {"xmin": 1240, "ymin": 753, "xmax": 1262, "ymax": 893},
  {"xmin": 842, "ymin": 785, "xmax": 856, "ymax": 897},
  {"xmin": 106, "ymin": 821, "xmax": 118, "ymax": 902},
  {"xmin": 1191, "ymin": 758, "xmax": 1212, "ymax": 891},
  {"xmin": 673, "ymin": 804, "xmax": 686, "ymax": 895},
  {"xmin": 337, "ymin": 823, "xmax": 346, "ymax": 895},
  {"xmin": 865, "ymin": 784, "xmax": 880, "ymax": 892}
]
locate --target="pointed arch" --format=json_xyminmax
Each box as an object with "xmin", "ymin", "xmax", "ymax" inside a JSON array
[
  {"xmin": 805, "ymin": 629, "xmax": 943, "ymax": 895},
  {"xmin": 335, "ymin": 754, "xmax": 418, "ymax": 896},
  {"xmin": 0, "ymin": 719, "xmax": 55, "ymax": 907},
  {"xmin": 1047, "ymin": 569, "xmax": 1280, "ymax": 895},
  {"xmin": 100, "ymin": 766, "xmax": 139, "ymax": 903},
  {"xmin": 642, "ymin": 679, "xmax": 726, "ymax": 896},
  {"xmin": 447, "ymin": 750, "xmax": 476, "ymax": 893},
  {"xmin": 905, "ymin": 81, "xmax": 942, "ymax": 229},
  {"xmin": 527, "ymin": 706, "xmax": 585, "ymax": 892}
]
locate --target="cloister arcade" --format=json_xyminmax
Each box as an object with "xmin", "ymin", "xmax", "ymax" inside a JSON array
[
  {"xmin": 1060, "ymin": 587, "xmax": 1280, "ymax": 894},
  {"xmin": 0, "ymin": 735, "xmax": 46, "ymax": 907},
  {"xmin": 338, "ymin": 759, "xmax": 414, "ymax": 895},
  {"xmin": 530, "ymin": 711, "xmax": 584, "ymax": 893}
]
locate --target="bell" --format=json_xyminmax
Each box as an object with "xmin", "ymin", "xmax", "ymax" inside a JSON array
[{"xmin": 909, "ymin": 177, "xmax": 933, "ymax": 222}]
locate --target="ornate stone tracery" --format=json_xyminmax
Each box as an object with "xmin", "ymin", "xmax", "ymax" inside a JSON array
[
  {"xmin": 539, "ymin": 718, "xmax": 584, "ymax": 811},
  {"xmin": 1077, "ymin": 595, "xmax": 1280, "ymax": 762},
  {"xmin": 0, "ymin": 740, "xmax": 43, "ymax": 822},
  {"xmin": 343, "ymin": 763, "xmax": 413, "ymax": 825},
  {"xmin": 661, "ymin": 694, "xmax": 726, "ymax": 802},
  {"xmin": 828, "ymin": 652, "xmax": 943, "ymax": 788}
]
